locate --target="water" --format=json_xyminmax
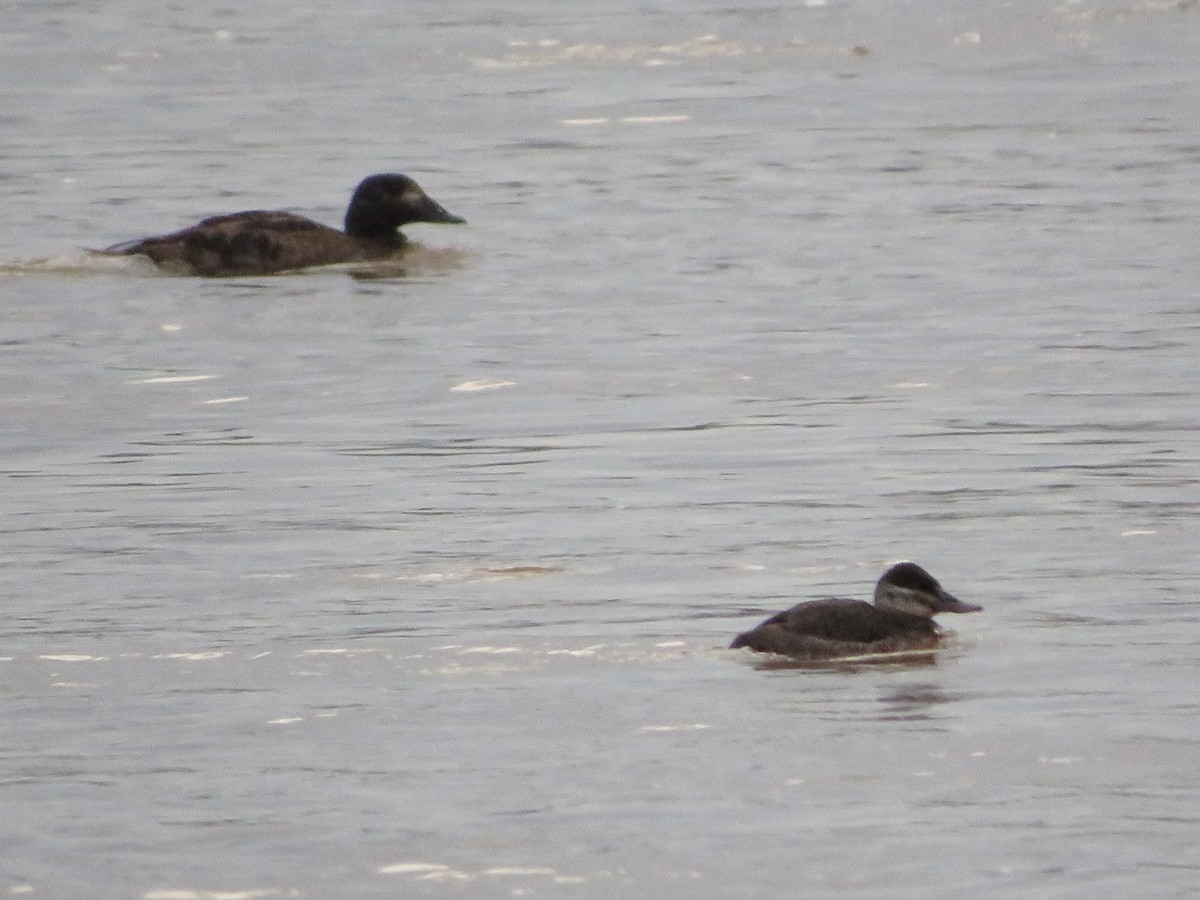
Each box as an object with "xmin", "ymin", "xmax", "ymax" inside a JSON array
[{"xmin": 3, "ymin": 0, "xmax": 1199, "ymax": 896}]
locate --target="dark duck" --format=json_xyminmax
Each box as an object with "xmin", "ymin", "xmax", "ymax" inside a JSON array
[
  {"xmin": 730, "ymin": 562, "xmax": 980, "ymax": 661},
  {"xmin": 104, "ymin": 173, "xmax": 465, "ymax": 276}
]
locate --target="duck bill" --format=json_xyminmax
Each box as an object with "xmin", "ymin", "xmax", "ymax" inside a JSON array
[
  {"xmin": 935, "ymin": 590, "xmax": 982, "ymax": 614},
  {"xmin": 418, "ymin": 197, "xmax": 466, "ymax": 225}
]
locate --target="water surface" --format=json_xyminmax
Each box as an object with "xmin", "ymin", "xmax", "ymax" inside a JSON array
[{"xmin": 3, "ymin": 0, "xmax": 1199, "ymax": 896}]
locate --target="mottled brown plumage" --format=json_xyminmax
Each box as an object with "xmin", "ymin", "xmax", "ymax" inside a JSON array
[
  {"xmin": 104, "ymin": 173, "xmax": 464, "ymax": 277},
  {"xmin": 730, "ymin": 562, "xmax": 980, "ymax": 661}
]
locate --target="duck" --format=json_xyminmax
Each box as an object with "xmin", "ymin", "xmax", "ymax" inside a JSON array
[
  {"xmin": 102, "ymin": 173, "xmax": 465, "ymax": 276},
  {"xmin": 729, "ymin": 562, "xmax": 980, "ymax": 660}
]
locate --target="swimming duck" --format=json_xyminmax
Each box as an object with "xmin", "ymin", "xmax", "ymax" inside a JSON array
[
  {"xmin": 103, "ymin": 173, "xmax": 465, "ymax": 276},
  {"xmin": 730, "ymin": 562, "xmax": 980, "ymax": 660}
]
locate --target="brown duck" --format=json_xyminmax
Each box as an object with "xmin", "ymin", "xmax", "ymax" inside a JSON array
[
  {"xmin": 730, "ymin": 562, "xmax": 981, "ymax": 660},
  {"xmin": 103, "ymin": 173, "xmax": 465, "ymax": 276}
]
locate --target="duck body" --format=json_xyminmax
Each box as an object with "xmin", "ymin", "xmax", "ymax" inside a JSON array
[
  {"xmin": 730, "ymin": 562, "xmax": 980, "ymax": 661},
  {"xmin": 104, "ymin": 173, "xmax": 465, "ymax": 277}
]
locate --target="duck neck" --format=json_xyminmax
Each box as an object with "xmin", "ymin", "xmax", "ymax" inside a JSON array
[{"xmin": 344, "ymin": 207, "xmax": 405, "ymax": 243}]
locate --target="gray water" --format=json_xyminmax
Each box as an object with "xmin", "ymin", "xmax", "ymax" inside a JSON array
[{"xmin": 3, "ymin": 0, "xmax": 1199, "ymax": 897}]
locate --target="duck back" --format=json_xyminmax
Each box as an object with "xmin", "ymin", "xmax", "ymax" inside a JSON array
[
  {"xmin": 109, "ymin": 211, "xmax": 402, "ymax": 277},
  {"xmin": 730, "ymin": 598, "xmax": 939, "ymax": 659}
]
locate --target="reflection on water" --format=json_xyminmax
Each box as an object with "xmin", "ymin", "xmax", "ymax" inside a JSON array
[
  {"xmin": 876, "ymin": 684, "xmax": 958, "ymax": 721},
  {"xmin": 746, "ymin": 650, "xmax": 940, "ymax": 672}
]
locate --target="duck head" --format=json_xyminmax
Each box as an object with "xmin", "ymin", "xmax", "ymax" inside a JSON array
[
  {"xmin": 873, "ymin": 562, "xmax": 981, "ymax": 618},
  {"xmin": 344, "ymin": 173, "xmax": 466, "ymax": 237}
]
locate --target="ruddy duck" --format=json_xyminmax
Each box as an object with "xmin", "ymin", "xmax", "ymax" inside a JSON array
[
  {"xmin": 730, "ymin": 562, "xmax": 980, "ymax": 660},
  {"xmin": 103, "ymin": 173, "xmax": 465, "ymax": 276}
]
